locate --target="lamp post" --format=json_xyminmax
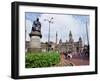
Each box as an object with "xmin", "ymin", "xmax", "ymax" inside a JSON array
[
  {"xmin": 44, "ymin": 17, "xmax": 53, "ymax": 51},
  {"xmin": 85, "ymin": 21, "xmax": 89, "ymax": 57},
  {"xmin": 86, "ymin": 21, "xmax": 89, "ymax": 45}
]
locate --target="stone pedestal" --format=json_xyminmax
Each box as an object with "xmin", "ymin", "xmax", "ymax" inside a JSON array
[{"xmin": 28, "ymin": 31, "xmax": 42, "ymax": 52}]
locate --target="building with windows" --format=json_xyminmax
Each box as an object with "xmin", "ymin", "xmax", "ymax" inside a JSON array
[{"xmin": 26, "ymin": 31, "xmax": 83, "ymax": 54}]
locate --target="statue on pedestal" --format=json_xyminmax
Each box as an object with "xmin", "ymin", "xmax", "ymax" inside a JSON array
[{"xmin": 28, "ymin": 18, "xmax": 42, "ymax": 52}]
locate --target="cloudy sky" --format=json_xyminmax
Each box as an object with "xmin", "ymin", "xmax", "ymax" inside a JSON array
[{"xmin": 25, "ymin": 12, "xmax": 89, "ymax": 44}]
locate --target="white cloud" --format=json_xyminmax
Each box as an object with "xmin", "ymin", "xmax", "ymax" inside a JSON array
[
  {"xmin": 26, "ymin": 13, "xmax": 89, "ymax": 45},
  {"xmin": 26, "ymin": 20, "xmax": 32, "ymax": 41},
  {"xmin": 39, "ymin": 14, "xmax": 88, "ymax": 43}
]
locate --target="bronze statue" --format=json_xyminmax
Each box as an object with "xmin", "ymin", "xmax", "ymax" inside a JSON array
[
  {"xmin": 32, "ymin": 18, "xmax": 41, "ymax": 32},
  {"xmin": 29, "ymin": 18, "xmax": 42, "ymax": 38}
]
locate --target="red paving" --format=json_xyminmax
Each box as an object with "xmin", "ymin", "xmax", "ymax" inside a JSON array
[
  {"xmin": 60, "ymin": 54, "xmax": 89, "ymax": 66},
  {"xmin": 69, "ymin": 58, "xmax": 89, "ymax": 66}
]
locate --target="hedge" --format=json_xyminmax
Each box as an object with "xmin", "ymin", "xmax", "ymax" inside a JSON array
[{"xmin": 25, "ymin": 52, "xmax": 60, "ymax": 68}]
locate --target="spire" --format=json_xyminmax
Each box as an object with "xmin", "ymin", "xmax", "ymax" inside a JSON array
[
  {"xmin": 69, "ymin": 30, "xmax": 73, "ymax": 42},
  {"xmin": 69, "ymin": 30, "xmax": 72, "ymax": 37}
]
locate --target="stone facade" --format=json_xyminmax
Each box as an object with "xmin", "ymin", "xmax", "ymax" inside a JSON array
[
  {"xmin": 26, "ymin": 31, "xmax": 83, "ymax": 53},
  {"xmin": 58, "ymin": 31, "xmax": 83, "ymax": 54},
  {"xmin": 40, "ymin": 31, "xmax": 83, "ymax": 54}
]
